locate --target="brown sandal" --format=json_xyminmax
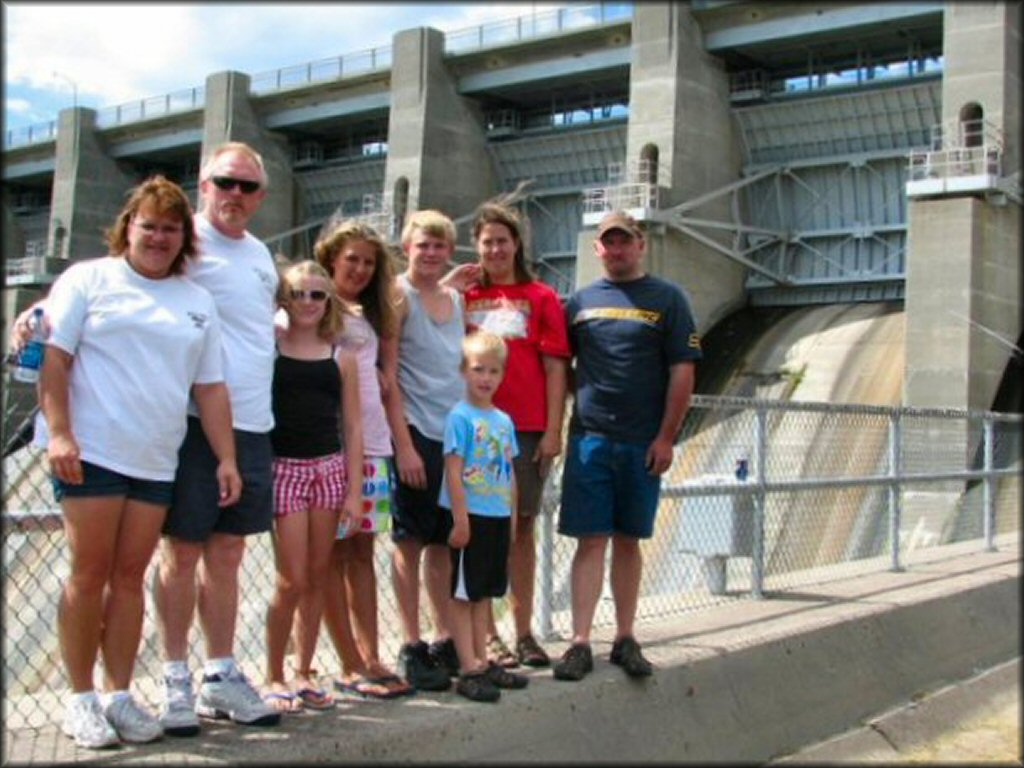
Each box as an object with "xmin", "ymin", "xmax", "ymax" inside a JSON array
[{"xmin": 486, "ymin": 635, "xmax": 520, "ymax": 668}]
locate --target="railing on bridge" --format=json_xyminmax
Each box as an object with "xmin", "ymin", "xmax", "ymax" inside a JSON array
[
  {"xmin": 4, "ymin": 4, "xmax": 633, "ymax": 150},
  {"xmin": 3, "ymin": 393, "xmax": 1019, "ymax": 734},
  {"xmin": 581, "ymin": 159, "xmax": 659, "ymax": 225},
  {"xmin": 906, "ymin": 118, "xmax": 1005, "ymax": 197}
]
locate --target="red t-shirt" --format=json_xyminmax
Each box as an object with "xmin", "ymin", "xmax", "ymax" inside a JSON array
[{"xmin": 464, "ymin": 280, "xmax": 570, "ymax": 431}]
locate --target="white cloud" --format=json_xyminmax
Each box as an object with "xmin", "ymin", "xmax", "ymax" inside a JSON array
[{"xmin": 5, "ymin": 97, "xmax": 33, "ymax": 115}]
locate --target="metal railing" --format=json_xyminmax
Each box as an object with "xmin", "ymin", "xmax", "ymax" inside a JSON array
[
  {"xmin": 3, "ymin": 393, "xmax": 1020, "ymax": 737},
  {"xmin": 906, "ymin": 118, "xmax": 1005, "ymax": 192},
  {"xmin": 5, "ymin": 4, "xmax": 633, "ymax": 150}
]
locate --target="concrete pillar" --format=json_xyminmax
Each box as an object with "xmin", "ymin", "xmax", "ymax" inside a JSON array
[
  {"xmin": 384, "ymin": 27, "xmax": 495, "ymax": 223},
  {"xmin": 904, "ymin": 3, "xmax": 1022, "ymax": 413},
  {"xmin": 575, "ymin": 3, "xmax": 746, "ymax": 333},
  {"xmin": 49, "ymin": 107, "xmax": 135, "ymax": 262},
  {"xmin": 200, "ymin": 71, "xmax": 294, "ymax": 246}
]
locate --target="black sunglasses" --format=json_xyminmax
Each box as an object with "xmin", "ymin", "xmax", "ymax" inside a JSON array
[
  {"xmin": 210, "ymin": 175, "xmax": 261, "ymax": 194},
  {"xmin": 290, "ymin": 289, "xmax": 329, "ymax": 301}
]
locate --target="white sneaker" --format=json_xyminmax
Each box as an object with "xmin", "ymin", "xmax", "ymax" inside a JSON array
[
  {"xmin": 196, "ymin": 669, "xmax": 281, "ymax": 726},
  {"xmin": 160, "ymin": 674, "xmax": 200, "ymax": 737},
  {"xmin": 104, "ymin": 695, "xmax": 163, "ymax": 744},
  {"xmin": 62, "ymin": 696, "xmax": 119, "ymax": 750}
]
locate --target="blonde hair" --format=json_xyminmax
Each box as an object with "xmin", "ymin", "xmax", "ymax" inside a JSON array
[
  {"xmin": 461, "ymin": 330, "xmax": 508, "ymax": 369},
  {"xmin": 313, "ymin": 217, "xmax": 399, "ymax": 339},
  {"xmin": 401, "ymin": 209, "xmax": 456, "ymax": 247},
  {"xmin": 278, "ymin": 260, "xmax": 345, "ymax": 341}
]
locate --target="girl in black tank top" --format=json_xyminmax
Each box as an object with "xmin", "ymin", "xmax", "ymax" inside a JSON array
[{"xmin": 265, "ymin": 260, "xmax": 364, "ymax": 710}]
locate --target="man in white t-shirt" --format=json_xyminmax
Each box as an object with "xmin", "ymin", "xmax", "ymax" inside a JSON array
[{"xmin": 153, "ymin": 142, "xmax": 282, "ymax": 734}]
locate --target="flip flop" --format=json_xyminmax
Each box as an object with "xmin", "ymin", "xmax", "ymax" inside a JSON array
[
  {"xmin": 262, "ymin": 690, "xmax": 303, "ymax": 714},
  {"xmin": 295, "ymin": 686, "xmax": 335, "ymax": 710},
  {"xmin": 334, "ymin": 675, "xmax": 401, "ymax": 700},
  {"xmin": 372, "ymin": 673, "xmax": 416, "ymax": 698}
]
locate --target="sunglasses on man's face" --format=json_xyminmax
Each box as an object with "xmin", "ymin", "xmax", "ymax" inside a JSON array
[
  {"xmin": 210, "ymin": 176, "xmax": 261, "ymax": 194},
  {"xmin": 290, "ymin": 289, "xmax": 329, "ymax": 302}
]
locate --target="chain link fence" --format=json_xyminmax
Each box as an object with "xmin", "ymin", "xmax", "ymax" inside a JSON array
[{"xmin": 3, "ymin": 393, "xmax": 1020, "ymax": 736}]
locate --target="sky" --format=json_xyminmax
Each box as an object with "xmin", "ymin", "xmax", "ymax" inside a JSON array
[{"xmin": 2, "ymin": 2, "xmax": 564, "ymax": 135}]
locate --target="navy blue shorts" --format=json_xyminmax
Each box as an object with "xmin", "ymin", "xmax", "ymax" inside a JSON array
[
  {"xmin": 450, "ymin": 513, "xmax": 510, "ymax": 602},
  {"xmin": 558, "ymin": 432, "xmax": 661, "ymax": 539},
  {"xmin": 162, "ymin": 417, "xmax": 274, "ymax": 542},
  {"xmin": 51, "ymin": 461, "xmax": 174, "ymax": 506},
  {"xmin": 391, "ymin": 423, "xmax": 453, "ymax": 546}
]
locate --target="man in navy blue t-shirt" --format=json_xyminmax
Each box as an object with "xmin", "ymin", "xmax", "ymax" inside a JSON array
[{"xmin": 553, "ymin": 211, "xmax": 702, "ymax": 683}]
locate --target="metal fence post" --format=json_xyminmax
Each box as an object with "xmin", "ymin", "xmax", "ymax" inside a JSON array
[
  {"xmin": 750, "ymin": 406, "xmax": 767, "ymax": 599},
  {"xmin": 537, "ymin": 486, "xmax": 555, "ymax": 640},
  {"xmin": 888, "ymin": 409, "xmax": 903, "ymax": 572},
  {"xmin": 983, "ymin": 415, "xmax": 996, "ymax": 552}
]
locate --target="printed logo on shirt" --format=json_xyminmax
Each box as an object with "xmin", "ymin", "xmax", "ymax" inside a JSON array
[
  {"xmin": 466, "ymin": 297, "xmax": 530, "ymax": 340},
  {"xmin": 573, "ymin": 307, "xmax": 661, "ymax": 327},
  {"xmin": 187, "ymin": 311, "xmax": 210, "ymax": 329},
  {"xmin": 689, "ymin": 333, "xmax": 702, "ymax": 350},
  {"xmin": 253, "ymin": 267, "xmax": 276, "ymax": 291}
]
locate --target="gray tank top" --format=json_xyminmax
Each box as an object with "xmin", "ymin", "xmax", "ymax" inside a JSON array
[{"xmin": 396, "ymin": 273, "xmax": 466, "ymax": 441}]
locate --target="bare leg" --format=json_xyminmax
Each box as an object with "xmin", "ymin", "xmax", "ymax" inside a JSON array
[
  {"xmin": 423, "ymin": 543, "xmax": 452, "ymax": 641},
  {"xmin": 507, "ymin": 513, "xmax": 537, "ymax": 639},
  {"xmin": 154, "ymin": 537, "xmax": 203, "ymax": 663},
  {"xmin": 609, "ymin": 534, "xmax": 642, "ymax": 641},
  {"xmin": 291, "ymin": 507, "xmax": 339, "ymax": 692},
  {"xmin": 100, "ymin": 500, "xmax": 167, "ymax": 691},
  {"xmin": 568, "ymin": 535, "xmax": 609, "ymax": 645},
  {"xmin": 265, "ymin": 512, "xmax": 310, "ymax": 685},
  {"xmin": 59, "ymin": 497, "xmax": 122, "ymax": 692},
  {"xmin": 196, "ymin": 533, "xmax": 246, "ymax": 660},
  {"xmin": 392, "ymin": 539, "xmax": 424, "ymax": 643}
]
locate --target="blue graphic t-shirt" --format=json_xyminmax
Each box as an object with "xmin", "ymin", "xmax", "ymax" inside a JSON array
[{"xmin": 438, "ymin": 400, "xmax": 519, "ymax": 518}]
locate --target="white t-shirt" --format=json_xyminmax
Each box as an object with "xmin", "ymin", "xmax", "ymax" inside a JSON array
[
  {"xmin": 45, "ymin": 257, "xmax": 224, "ymax": 481},
  {"xmin": 186, "ymin": 214, "xmax": 278, "ymax": 432}
]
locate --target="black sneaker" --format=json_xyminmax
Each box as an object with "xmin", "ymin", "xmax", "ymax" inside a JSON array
[
  {"xmin": 397, "ymin": 641, "xmax": 452, "ymax": 691},
  {"xmin": 485, "ymin": 662, "xmax": 529, "ymax": 690},
  {"xmin": 552, "ymin": 643, "xmax": 593, "ymax": 681},
  {"xmin": 455, "ymin": 671, "xmax": 500, "ymax": 703},
  {"xmin": 428, "ymin": 637, "xmax": 460, "ymax": 678},
  {"xmin": 610, "ymin": 636, "xmax": 653, "ymax": 678}
]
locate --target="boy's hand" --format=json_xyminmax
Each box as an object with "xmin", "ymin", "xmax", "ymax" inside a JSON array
[{"xmin": 448, "ymin": 513, "xmax": 470, "ymax": 549}]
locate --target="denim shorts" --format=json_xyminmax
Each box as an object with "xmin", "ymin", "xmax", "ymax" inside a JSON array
[
  {"xmin": 51, "ymin": 460, "xmax": 174, "ymax": 506},
  {"xmin": 558, "ymin": 432, "xmax": 661, "ymax": 539},
  {"xmin": 162, "ymin": 417, "xmax": 274, "ymax": 542}
]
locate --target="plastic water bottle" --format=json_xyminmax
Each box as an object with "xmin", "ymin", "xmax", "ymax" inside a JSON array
[
  {"xmin": 11, "ymin": 307, "xmax": 46, "ymax": 384},
  {"xmin": 735, "ymin": 456, "xmax": 750, "ymax": 482}
]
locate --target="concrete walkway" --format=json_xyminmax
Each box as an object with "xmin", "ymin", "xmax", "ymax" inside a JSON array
[
  {"xmin": 772, "ymin": 656, "xmax": 1020, "ymax": 763},
  {"xmin": 4, "ymin": 537, "xmax": 1019, "ymax": 764}
]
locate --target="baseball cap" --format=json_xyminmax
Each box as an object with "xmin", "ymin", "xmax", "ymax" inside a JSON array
[{"xmin": 596, "ymin": 211, "xmax": 642, "ymax": 239}]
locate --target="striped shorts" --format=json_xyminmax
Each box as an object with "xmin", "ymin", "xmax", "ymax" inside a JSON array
[{"xmin": 272, "ymin": 452, "xmax": 348, "ymax": 518}]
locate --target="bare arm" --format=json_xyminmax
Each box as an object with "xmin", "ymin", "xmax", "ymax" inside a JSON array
[
  {"xmin": 338, "ymin": 351, "xmax": 364, "ymax": 531},
  {"xmin": 38, "ymin": 346, "xmax": 82, "ymax": 484},
  {"xmin": 445, "ymin": 453, "xmax": 470, "ymax": 549},
  {"xmin": 380, "ymin": 286, "xmax": 427, "ymax": 488},
  {"xmin": 192, "ymin": 382, "xmax": 243, "ymax": 506},
  {"xmin": 646, "ymin": 361, "xmax": 696, "ymax": 476},
  {"xmin": 536, "ymin": 354, "xmax": 568, "ymax": 474}
]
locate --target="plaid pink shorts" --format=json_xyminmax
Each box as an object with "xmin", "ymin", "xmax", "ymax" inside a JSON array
[{"xmin": 272, "ymin": 453, "xmax": 349, "ymax": 517}]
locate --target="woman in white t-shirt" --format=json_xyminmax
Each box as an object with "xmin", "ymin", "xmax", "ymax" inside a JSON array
[{"xmin": 38, "ymin": 176, "xmax": 241, "ymax": 749}]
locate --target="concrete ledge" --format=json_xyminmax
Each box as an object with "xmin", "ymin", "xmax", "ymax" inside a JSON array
[{"xmin": 4, "ymin": 541, "xmax": 1019, "ymax": 764}]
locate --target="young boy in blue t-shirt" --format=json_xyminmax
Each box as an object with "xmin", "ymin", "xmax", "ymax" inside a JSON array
[{"xmin": 439, "ymin": 331, "xmax": 530, "ymax": 702}]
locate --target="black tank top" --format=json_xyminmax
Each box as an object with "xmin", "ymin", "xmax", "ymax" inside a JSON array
[{"xmin": 270, "ymin": 353, "xmax": 342, "ymax": 458}]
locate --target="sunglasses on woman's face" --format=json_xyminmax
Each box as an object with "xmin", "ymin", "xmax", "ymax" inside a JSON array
[
  {"xmin": 290, "ymin": 289, "xmax": 329, "ymax": 302},
  {"xmin": 210, "ymin": 175, "xmax": 261, "ymax": 194}
]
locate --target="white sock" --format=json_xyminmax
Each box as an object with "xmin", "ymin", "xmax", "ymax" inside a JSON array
[
  {"xmin": 71, "ymin": 690, "xmax": 99, "ymax": 707},
  {"xmin": 164, "ymin": 660, "xmax": 190, "ymax": 679},
  {"xmin": 204, "ymin": 657, "xmax": 236, "ymax": 678},
  {"xmin": 101, "ymin": 690, "xmax": 131, "ymax": 707}
]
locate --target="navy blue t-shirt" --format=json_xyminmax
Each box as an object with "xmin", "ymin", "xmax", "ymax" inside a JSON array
[{"xmin": 565, "ymin": 274, "xmax": 702, "ymax": 443}]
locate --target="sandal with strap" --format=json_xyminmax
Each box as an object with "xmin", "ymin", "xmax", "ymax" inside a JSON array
[
  {"xmin": 516, "ymin": 634, "xmax": 551, "ymax": 668},
  {"xmin": 486, "ymin": 635, "xmax": 520, "ymax": 669}
]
